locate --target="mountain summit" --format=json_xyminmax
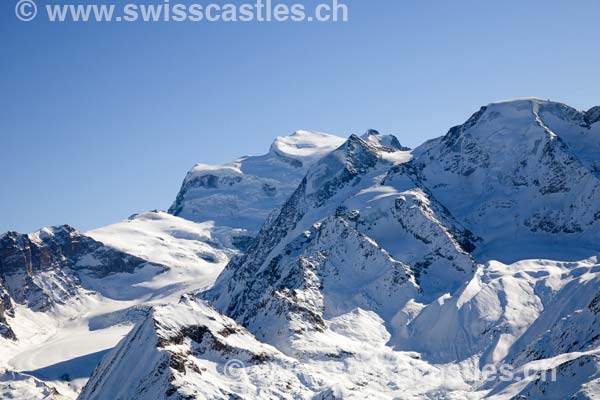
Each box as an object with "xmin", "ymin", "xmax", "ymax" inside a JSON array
[
  {"xmin": 3, "ymin": 99, "xmax": 600, "ymax": 400},
  {"xmin": 168, "ymin": 130, "xmax": 345, "ymax": 234},
  {"xmin": 80, "ymin": 100, "xmax": 600, "ymax": 400}
]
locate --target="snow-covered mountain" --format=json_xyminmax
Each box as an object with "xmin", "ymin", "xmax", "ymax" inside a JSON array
[
  {"xmin": 202, "ymin": 132, "xmax": 477, "ymax": 352},
  {"xmin": 0, "ymin": 130, "xmax": 346, "ymax": 399},
  {"xmin": 0, "ymin": 212, "xmax": 239, "ymax": 398},
  {"xmin": 168, "ymin": 130, "xmax": 345, "ymax": 235},
  {"xmin": 3, "ymin": 100, "xmax": 600, "ymax": 399},
  {"xmin": 0, "ymin": 225, "xmax": 161, "ymax": 340},
  {"xmin": 413, "ymin": 99, "xmax": 600, "ymax": 261}
]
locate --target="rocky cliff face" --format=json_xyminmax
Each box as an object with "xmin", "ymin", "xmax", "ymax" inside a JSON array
[
  {"xmin": 0, "ymin": 225, "xmax": 156, "ymax": 339},
  {"xmin": 204, "ymin": 133, "xmax": 478, "ymax": 351},
  {"xmin": 413, "ymin": 99, "xmax": 600, "ymax": 261},
  {"xmin": 585, "ymin": 105, "xmax": 600, "ymax": 126},
  {"xmin": 79, "ymin": 296, "xmax": 301, "ymax": 400},
  {"xmin": 0, "ymin": 284, "xmax": 15, "ymax": 340}
]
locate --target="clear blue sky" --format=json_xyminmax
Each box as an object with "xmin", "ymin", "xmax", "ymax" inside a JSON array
[{"xmin": 1, "ymin": 0, "xmax": 599, "ymax": 233}]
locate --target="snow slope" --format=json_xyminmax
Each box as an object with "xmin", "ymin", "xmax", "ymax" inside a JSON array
[
  {"xmin": 0, "ymin": 212, "xmax": 237, "ymax": 399},
  {"xmin": 4, "ymin": 100, "xmax": 600, "ymax": 400},
  {"xmin": 86, "ymin": 211, "xmax": 239, "ymax": 299},
  {"xmin": 168, "ymin": 130, "xmax": 345, "ymax": 233},
  {"xmin": 82, "ymin": 99, "xmax": 600, "ymax": 400},
  {"xmin": 204, "ymin": 133, "xmax": 477, "ymax": 351},
  {"xmin": 413, "ymin": 98, "xmax": 600, "ymax": 261}
]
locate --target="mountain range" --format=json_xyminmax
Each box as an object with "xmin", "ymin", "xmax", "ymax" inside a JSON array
[{"xmin": 1, "ymin": 98, "xmax": 600, "ymax": 399}]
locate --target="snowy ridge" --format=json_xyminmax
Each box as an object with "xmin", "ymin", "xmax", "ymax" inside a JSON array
[
  {"xmin": 79, "ymin": 296, "xmax": 299, "ymax": 400},
  {"xmin": 0, "ymin": 225, "xmax": 161, "ymax": 340},
  {"xmin": 3, "ymin": 99, "xmax": 600, "ymax": 399},
  {"xmin": 0, "ymin": 212, "xmax": 238, "ymax": 399},
  {"xmin": 77, "ymin": 295, "xmax": 488, "ymax": 399},
  {"xmin": 86, "ymin": 211, "xmax": 238, "ymax": 298},
  {"xmin": 0, "ymin": 369, "xmax": 68, "ymax": 399},
  {"xmin": 168, "ymin": 130, "xmax": 345, "ymax": 233},
  {"xmin": 204, "ymin": 133, "xmax": 479, "ymax": 354},
  {"xmin": 58, "ymin": 103, "xmax": 600, "ymax": 399},
  {"xmin": 413, "ymin": 98, "xmax": 600, "ymax": 261},
  {"xmin": 360, "ymin": 129, "xmax": 410, "ymax": 151}
]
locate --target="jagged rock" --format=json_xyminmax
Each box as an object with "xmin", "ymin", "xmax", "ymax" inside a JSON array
[
  {"xmin": 79, "ymin": 297, "xmax": 304, "ymax": 400},
  {"xmin": 360, "ymin": 130, "xmax": 410, "ymax": 151},
  {"xmin": 204, "ymin": 134, "xmax": 476, "ymax": 351},
  {"xmin": 0, "ymin": 225, "xmax": 159, "ymax": 339},
  {"xmin": 585, "ymin": 106, "xmax": 600, "ymax": 125},
  {"xmin": 413, "ymin": 99, "xmax": 600, "ymax": 261},
  {"xmin": 0, "ymin": 285, "xmax": 15, "ymax": 340}
]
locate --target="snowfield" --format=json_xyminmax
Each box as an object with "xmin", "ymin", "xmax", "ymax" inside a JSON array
[
  {"xmin": 0, "ymin": 212, "xmax": 235, "ymax": 399},
  {"xmin": 2, "ymin": 101, "xmax": 600, "ymax": 399}
]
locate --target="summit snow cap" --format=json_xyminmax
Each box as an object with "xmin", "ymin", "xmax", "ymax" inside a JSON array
[
  {"xmin": 168, "ymin": 130, "xmax": 344, "ymax": 230},
  {"xmin": 361, "ymin": 129, "xmax": 409, "ymax": 150}
]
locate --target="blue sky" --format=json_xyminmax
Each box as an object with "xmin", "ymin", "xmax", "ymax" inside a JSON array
[{"xmin": 1, "ymin": 0, "xmax": 599, "ymax": 233}]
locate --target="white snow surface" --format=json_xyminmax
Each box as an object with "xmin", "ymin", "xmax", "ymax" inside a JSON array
[
  {"xmin": 0, "ymin": 212, "xmax": 235, "ymax": 399},
  {"xmin": 2, "ymin": 104, "xmax": 600, "ymax": 399},
  {"xmin": 168, "ymin": 130, "xmax": 345, "ymax": 231},
  {"xmin": 87, "ymin": 211, "xmax": 236, "ymax": 296}
]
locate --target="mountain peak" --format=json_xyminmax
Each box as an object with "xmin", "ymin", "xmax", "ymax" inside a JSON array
[
  {"xmin": 17, "ymin": 98, "xmax": 600, "ymax": 400},
  {"xmin": 302, "ymin": 134, "xmax": 382, "ymax": 200},
  {"xmin": 487, "ymin": 97, "xmax": 546, "ymax": 105},
  {"xmin": 413, "ymin": 98, "xmax": 600, "ymax": 261},
  {"xmin": 29, "ymin": 224, "xmax": 78, "ymax": 245},
  {"xmin": 438, "ymin": 98, "xmax": 583, "ymax": 150},
  {"xmin": 168, "ymin": 130, "xmax": 344, "ymax": 231},
  {"xmin": 268, "ymin": 130, "xmax": 345, "ymax": 166},
  {"xmin": 360, "ymin": 129, "xmax": 408, "ymax": 150},
  {"xmin": 333, "ymin": 134, "xmax": 380, "ymax": 165},
  {"xmin": 481, "ymin": 98, "xmax": 590, "ymax": 127},
  {"xmin": 585, "ymin": 106, "xmax": 600, "ymax": 125}
]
